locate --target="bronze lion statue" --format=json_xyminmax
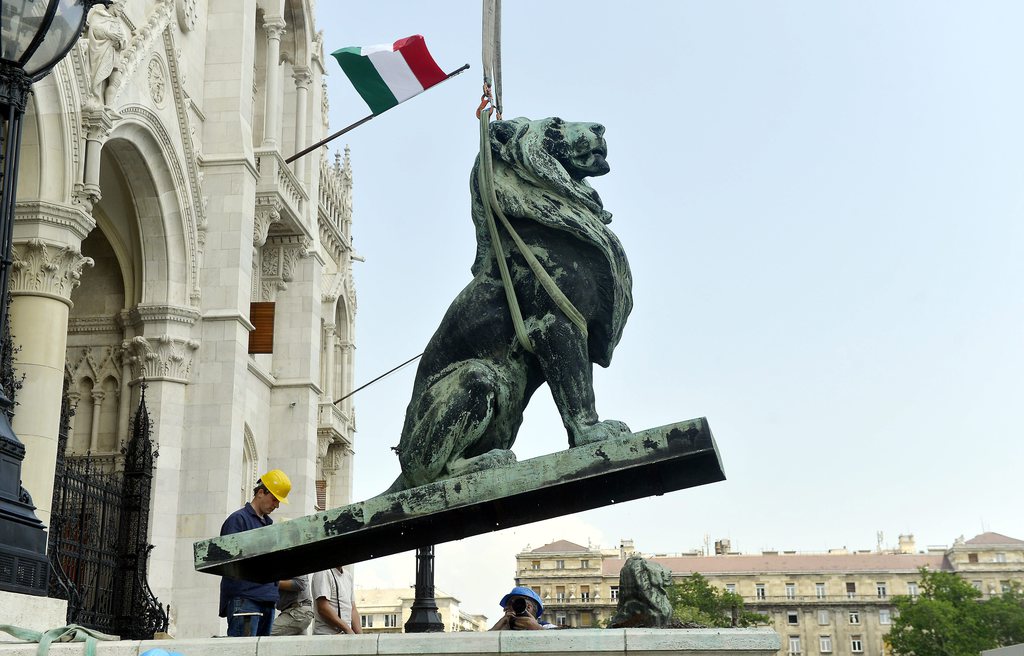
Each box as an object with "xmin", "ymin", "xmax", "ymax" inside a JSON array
[
  {"xmin": 386, "ymin": 117, "xmax": 633, "ymax": 493},
  {"xmin": 609, "ymin": 554, "xmax": 675, "ymax": 628}
]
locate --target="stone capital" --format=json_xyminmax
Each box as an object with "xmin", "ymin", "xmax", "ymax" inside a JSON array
[
  {"xmin": 125, "ymin": 334, "xmax": 201, "ymax": 384},
  {"xmin": 81, "ymin": 107, "xmax": 122, "ymax": 143},
  {"xmin": 292, "ymin": 67, "xmax": 313, "ymax": 89},
  {"xmin": 263, "ymin": 16, "xmax": 287, "ymax": 40},
  {"xmin": 10, "ymin": 239, "xmax": 95, "ymax": 305}
]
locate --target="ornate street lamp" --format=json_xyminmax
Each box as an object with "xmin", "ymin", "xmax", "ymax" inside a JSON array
[{"xmin": 0, "ymin": 0, "xmax": 106, "ymax": 596}]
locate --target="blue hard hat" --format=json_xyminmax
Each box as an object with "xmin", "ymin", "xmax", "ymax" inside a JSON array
[{"xmin": 499, "ymin": 585, "xmax": 544, "ymax": 618}]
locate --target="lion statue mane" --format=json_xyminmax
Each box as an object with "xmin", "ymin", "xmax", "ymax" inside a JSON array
[
  {"xmin": 386, "ymin": 117, "xmax": 633, "ymax": 493},
  {"xmin": 609, "ymin": 554, "xmax": 675, "ymax": 628}
]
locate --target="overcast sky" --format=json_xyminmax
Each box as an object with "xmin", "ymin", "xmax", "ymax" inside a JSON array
[{"xmin": 314, "ymin": 1, "xmax": 1024, "ymax": 621}]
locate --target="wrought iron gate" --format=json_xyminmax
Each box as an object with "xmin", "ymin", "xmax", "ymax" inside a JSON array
[{"xmin": 48, "ymin": 382, "xmax": 169, "ymax": 638}]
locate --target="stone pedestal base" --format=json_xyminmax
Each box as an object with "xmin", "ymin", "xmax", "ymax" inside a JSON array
[
  {"xmin": 0, "ymin": 591, "xmax": 67, "ymax": 633},
  {"xmin": 0, "ymin": 628, "xmax": 780, "ymax": 654}
]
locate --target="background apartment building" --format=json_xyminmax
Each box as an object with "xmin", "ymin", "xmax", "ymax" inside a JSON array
[
  {"xmin": 355, "ymin": 588, "xmax": 489, "ymax": 633},
  {"xmin": 513, "ymin": 532, "xmax": 1024, "ymax": 656}
]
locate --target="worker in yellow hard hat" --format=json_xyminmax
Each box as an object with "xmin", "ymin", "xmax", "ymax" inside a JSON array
[{"xmin": 218, "ymin": 468, "xmax": 292, "ymax": 636}]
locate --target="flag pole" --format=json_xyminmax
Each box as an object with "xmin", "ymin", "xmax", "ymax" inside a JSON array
[{"xmin": 285, "ymin": 63, "xmax": 471, "ymax": 164}]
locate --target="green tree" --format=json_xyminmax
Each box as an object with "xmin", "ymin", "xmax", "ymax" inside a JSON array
[
  {"xmin": 668, "ymin": 573, "xmax": 769, "ymax": 628},
  {"xmin": 887, "ymin": 569, "xmax": 1024, "ymax": 656}
]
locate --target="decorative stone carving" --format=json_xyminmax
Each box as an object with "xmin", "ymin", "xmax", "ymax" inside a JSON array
[
  {"xmin": 85, "ymin": 2, "xmax": 127, "ymax": 107},
  {"xmin": 113, "ymin": 0, "xmax": 175, "ymax": 107},
  {"xmin": 127, "ymin": 303, "xmax": 201, "ymax": 329},
  {"xmin": 124, "ymin": 335, "xmax": 200, "ymax": 383},
  {"xmin": 148, "ymin": 56, "xmax": 166, "ymax": 105},
  {"xmin": 175, "ymin": 0, "xmax": 198, "ymax": 32},
  {"xmin": 253, "ymin": 200, "xmax": 282, "ymax": 247},
  {"xmin": 65, "ymin": 345, "xmax": 123, "ymax": 386},
  {"xmin": 259, "ymin": 236, "xmax": 312, "ymax": 300},
  {"xmin": 10, "ymin": 239, "xmax": 95, "ymax": 303},
  {"xmin": 14, "ymin": 200, "xmax": 95, "ymax": 243}
]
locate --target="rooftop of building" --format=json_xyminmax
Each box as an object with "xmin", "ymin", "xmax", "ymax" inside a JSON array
[
  {"xmin": 600, "ymin": 552, "xmax": 950, "ymax": 576},
  {"xmin": 963, "ymin": 532, "xmax": 1024, "ymax": 546}
]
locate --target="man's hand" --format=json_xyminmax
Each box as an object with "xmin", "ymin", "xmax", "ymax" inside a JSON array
[{"xmin": 489, "ymin": 608, "xmax": 543, "ymax": 631}]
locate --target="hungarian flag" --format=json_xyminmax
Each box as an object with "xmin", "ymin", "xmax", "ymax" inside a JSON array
[{"xmin": 332, "ymin": 35, "xmax": 448, "ymax": 115}]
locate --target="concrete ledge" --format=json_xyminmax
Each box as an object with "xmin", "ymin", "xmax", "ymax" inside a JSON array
[
  {"xmin": 0, "ymin": 591, "xmax": 67, "ymax": 633},
  {"xmin": 0, "ymin": 628, "xmax": 780, "ymax": 655}
]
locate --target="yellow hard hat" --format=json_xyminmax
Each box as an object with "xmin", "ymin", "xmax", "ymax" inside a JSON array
[{"xmin": 258, "ymin": 469, "xmax": 291, "ymax": 504}]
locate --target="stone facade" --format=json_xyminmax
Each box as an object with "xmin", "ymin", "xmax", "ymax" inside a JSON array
[
  {"xmin": 355, "ymin": 587, "xmax": 489, "ymax": 633},
  {"xmin": 9, "ymin": 0, "xmax": 357, "ymax": 639},
  {"xmin": 513, "ymin": 533, "xmax": 1024, "ymax": 656}
]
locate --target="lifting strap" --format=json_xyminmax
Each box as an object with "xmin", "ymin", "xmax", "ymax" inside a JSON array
[{"xmin": 477, "ymin": 0, "xmax": 588, "ymax": 354}]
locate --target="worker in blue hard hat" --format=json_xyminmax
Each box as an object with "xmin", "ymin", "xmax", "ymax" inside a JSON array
[{"xmin": 489, "ymin": 586, "xmax": 557, "ymax": 630}]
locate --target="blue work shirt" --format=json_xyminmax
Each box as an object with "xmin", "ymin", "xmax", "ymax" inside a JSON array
[{"xmin": 218, "ymin": 502, "xmax": 279, "ymax": 616}]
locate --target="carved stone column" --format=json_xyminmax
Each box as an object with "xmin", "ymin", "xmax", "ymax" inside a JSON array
[
  {"xmin": 88, "ymin": 389, "xmax": 105, "ymax": 453},
  {"xmin": 122, "ymin": 304, "xmax": 200, "ymax": 606},
  {"xmin": 8, "ymin": 238, "xmax": 94, "ymax": 524},
  {"xmin": 292, "ymin": 67, "xmax": 311, "ymax": 182},
  {"xmin": 322, "ymin": 322, "xmax": 336, "ymax": 400},
  {"xmin": 262, "ymin": 17, "xmax": 287, "ymax": 148},
  {"xmin": 77, "ymin": 108, "xmax": 120, "ymax": 212}
]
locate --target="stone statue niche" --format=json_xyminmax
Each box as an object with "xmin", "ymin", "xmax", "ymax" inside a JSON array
[{"xmin": 386, "ymin": 116, "xmax": 633, "ymax": 493}]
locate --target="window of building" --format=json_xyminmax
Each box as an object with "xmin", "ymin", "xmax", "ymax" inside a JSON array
[
  {"xmin": 817, "ymin": 610, "xmax": 830, "ymax": 625},
  {"xmin": 996, "ymin": 553, "xmax": 1007, "ymax": 563},
  {"xmin": 611, "ymin": 586, "xmax": 619, "ymax": 600},
  {"xmin": 580, "ymin": 585, "xmax": 591, "ymax": 601},
  {"xmin": 581, "ymin": 559, "xmax": 590, "ymax": 568},
  {"xmin": 972, "ymin": 580, "xmax": 983, "ymax": 592},
  {"xmin": 556, "ymin": 614, "xmax": 567, "ymax": 627},
  {"xmin": 849, "ymin": 611, "xmax": 860, "ymax": 625},
  {"xmin": 851, "ymin": 637, "xmax": 863, "ymax": 653},
  {"xmin": 845, "ymin": 582, "xmax": 857, "ymax": 598},
  {"xmin": 1001, "ymin": 581, "xmax": 1012, "ymax": 593},
  {"xmin": 248, "ymin": 302, "xmax": 276, "ymax": 353},
  {"xmin": 787, "ymin": 611, "xmax": 799, "ymax": 625},
  {"xmin": 726, "ymin": 583, "xmax": 736, "ymax": 594},
  {"xmin": 968, "ymin": 553, "xmax": 979, "ymax": 563},
  {"xmin": 879, "ymin": 608, "xmax": 891, "ymax": 625},
  {"xmin": 786, "ymin": 583, "xmax": 796, "ymax": 599},
  {"xmin": 531, "ymin": 560, "xmax": 541, "ymax": 570},
  {"xmin": 907, "ymin": 582, "xmax": 918, "ymax": 598},
  {"xmin": 384, "ymin": 614, "xmax": 398, "ymax": 628},
  {"xmin": 816, "ymin": 582, "xmax": 826, "ymax": 599},
  {"xmin": 819, "ymin": 635, "xmax": 832, "ymax": 653},
  {"xmin": 877, "ymin": 582, "xmax": 887, "ymax": 599},
  {"xmin": 361, "ymin": 614, "xmax": 374, "ymax": 628},
  {"xmin": 581, "ymin": 611, "xmax": 593, "ymax": 626},
  {"xmin": 556, "ymin": 560, "xmax": 565, "ymax": 569},
  {"xmin": 556, "ymin": 586, "xmax": 566, "ymax": 602},
  {"xmin": 788, "ymin": 636, "xmax": 802, "ymax": 655},
  {"xmin": 756, "ymin": 583, "xmax": 766, "ymax": 600}
]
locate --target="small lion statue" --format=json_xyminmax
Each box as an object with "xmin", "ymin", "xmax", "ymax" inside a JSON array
[
  {"xmin": 385, "ymin": 117, "xmax": 633, "ymax": 492},
  {"xmin": 609, "ymin": 554, "xmax": 675, "ymax": 628}
]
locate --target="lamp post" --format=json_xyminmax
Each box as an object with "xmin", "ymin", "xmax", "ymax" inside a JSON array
[
  {"xmin": 404, "ymin": 545, "xmax": 444, "ymax": 632},
  {"xmin": 0, "ymin": 0, "xmax": 105, "ymax": 596}
]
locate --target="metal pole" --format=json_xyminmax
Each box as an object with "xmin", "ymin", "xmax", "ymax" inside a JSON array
[
  {"xmin": 285, "ymin": 64, "xmax": 471, "ymax": 164},
  {"xmin": 404, "ymin": 545, "xmax": 444, "ymax": 632}
]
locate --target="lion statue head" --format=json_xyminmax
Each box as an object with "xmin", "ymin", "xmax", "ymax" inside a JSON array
[
  {"xmin": 609, "ymin": 554, "xmax": 675, "ymax": 628},
  {"xmin": 469, "ymin": 116, "xmax": 632, "ymax": 367}
]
